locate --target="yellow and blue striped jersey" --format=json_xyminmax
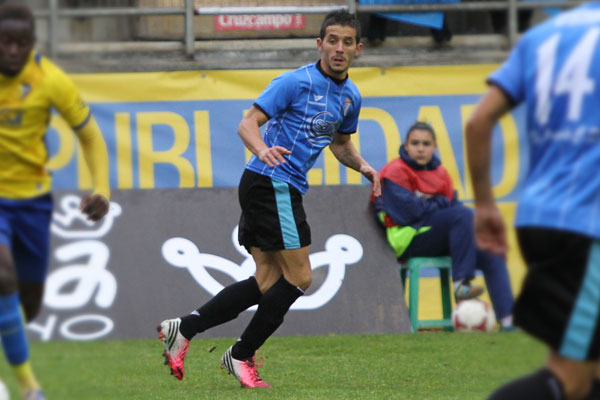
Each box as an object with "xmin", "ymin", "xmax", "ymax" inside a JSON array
[{"xmin": 0, "ymin": 51, "xmax": 91, "ymax": 199}]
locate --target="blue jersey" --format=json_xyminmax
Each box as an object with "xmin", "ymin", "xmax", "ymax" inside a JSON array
[
  {"xmin": 489, "ymin": 2, "xmax": 600, "ymax": 238},
  {"xmin": 246, "ymin": 61, "xmax": 362, "ymax": 194}
]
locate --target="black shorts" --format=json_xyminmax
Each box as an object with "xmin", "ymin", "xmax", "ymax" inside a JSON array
[
  {"xmin": 515, "ymin": 227, "xmax": 600, "ymax": 361},
  {"xmin": 238, "ymin": 169, "xmax": 311, "ymax": 252}
]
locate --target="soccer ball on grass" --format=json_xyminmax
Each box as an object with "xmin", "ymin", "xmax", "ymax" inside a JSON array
[
  {"xmin": 0, "ymin": 379, "xmax": 9, "ymax": 400},
  {"xmin": 452, "ymin": 298, "xmax": 496, "ymax": 332}
]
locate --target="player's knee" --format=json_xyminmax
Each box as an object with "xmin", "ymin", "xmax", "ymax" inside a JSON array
[
  {"xmin": 550, "ymin": 355, "xmax": 595, "ymax": 400},
  {"xmin": 0, "ymin": 267, "xmax": 17, "ymax": 296},
  {"xmin": 19, "ymin": 290, "xmax": 43, "ymax": 321},
  {"xmin": 562, "ymin": 374, "xmax": 593, "ymax": 399},
  {"xmin": 18, "ymin": 282, "xmax": 44, "ymax": 321},
  {"xmin": 296, "ymin": 272, "xmax": 312, "ymax": 291},
  {"xmin": 21, "ymin": 300, "xmax": 41, "ymax": 322},
  {"xmin": 284, "ymin": 272, "xmax": 311, "ymax": 291}
]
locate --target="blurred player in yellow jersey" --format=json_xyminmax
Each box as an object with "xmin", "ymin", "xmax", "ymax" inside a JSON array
[{"xmin": 0, "ymin": 3, "xmax": 110, "ymax": 399}]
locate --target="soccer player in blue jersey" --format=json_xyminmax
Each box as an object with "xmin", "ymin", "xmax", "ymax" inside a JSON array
[
  {"xmin": 0, "ymin": 4, "xmax": 110, "ymax": 399},
  {"xmin": 466, "ymin": 3, "xmax": 600, "ymax": 399},
  {"xmin": 158, "ymin": 9, "xmax": 381, "ymax": 388}
]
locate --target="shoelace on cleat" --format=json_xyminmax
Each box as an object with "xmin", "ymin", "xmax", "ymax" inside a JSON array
[
  {"xmin": 252, "ymin": 355, "xmax": 264, "ymax": 368},
  {"xmin": 244, "ymin": 356, "xmax": 266, "ymax": 383},
  {"xmin": 179, "ymin": 342, "xmax": 189, "ymax": 359}
]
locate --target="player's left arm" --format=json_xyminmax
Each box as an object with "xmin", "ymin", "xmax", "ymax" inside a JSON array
[
  {"xmin": 465, "ymin": 84, "xmax": 512, "ymax": 255},
  {"xmin": 329, "ymin": 133, "xmax": 381, "ymax": 197},
  {"xmin": 74, "ymin": 116, "xmax": 110, "ymax": 222}
]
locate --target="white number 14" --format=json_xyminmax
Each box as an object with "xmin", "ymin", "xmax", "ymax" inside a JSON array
[{"xmin": 535, "ymin": 27, "xmax": 600, "ymax": 125}]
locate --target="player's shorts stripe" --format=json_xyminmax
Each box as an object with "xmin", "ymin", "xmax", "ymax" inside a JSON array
[
  {"xmin": 271, "ymin": 179, "xmax": 300, "ymax": 249},
  {"xmin": 560, "ymin": 240, "xmax": 600, "ymax": 360}
]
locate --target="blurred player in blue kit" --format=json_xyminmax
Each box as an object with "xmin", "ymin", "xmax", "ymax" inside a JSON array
[
  {"xmin": 158, "ymin": 9, "xmax": 381, "ymax": 389},
  {"xmin": 467, "ymin": 3, "xmax": 600, "ymax": 399},
  {"xmin": 0, "ymin": 3, "xmax": 110, "ymax": 399}
]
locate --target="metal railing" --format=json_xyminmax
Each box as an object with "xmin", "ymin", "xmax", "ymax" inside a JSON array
[
  {"xmin": 31, "ymin": 0, "xmax": 583, "ymax": 60},
  {"xmin": 356, "ymin": 1, "xmax": 584, "ymax": 54}
]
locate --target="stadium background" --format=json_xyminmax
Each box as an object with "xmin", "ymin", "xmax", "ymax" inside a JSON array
[
  {"xmin": 23, "ymin": 0, "xmax": 559, "ymax": 341},
  {"xmin": 37, "ymin": 64, "xmax": 528, "ymax": 342}
]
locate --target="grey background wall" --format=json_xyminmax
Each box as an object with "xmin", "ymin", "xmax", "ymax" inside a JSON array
[{"xmin": 28, "ymin": 185, "xmax": 412, "ymax": 341}]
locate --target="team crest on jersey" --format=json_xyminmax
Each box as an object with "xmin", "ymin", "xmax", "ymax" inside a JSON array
[
  {"xmin": 343, "ymin": 98, "xmax": 352, "ymax": 116},
  {"xmin": 308, "ymin": 111, "xmax": 337, "ymax": 145},
  {"xmin": 0, "ymin": 108, "xmax": 24, "ymax": 126}
]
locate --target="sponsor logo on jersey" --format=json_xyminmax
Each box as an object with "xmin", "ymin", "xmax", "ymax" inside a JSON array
[
  {"xmin": 308, "ymin": 111, "xmax": 337, "ymax": 145},
  {"xmin": 0, "ymin": 108, "xmax": 24, "ymax": 126}
]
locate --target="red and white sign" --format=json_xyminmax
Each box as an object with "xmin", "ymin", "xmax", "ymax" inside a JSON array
[{"xmin": 215, "ymin": 14, "xmax": 305, "ymax": 31}]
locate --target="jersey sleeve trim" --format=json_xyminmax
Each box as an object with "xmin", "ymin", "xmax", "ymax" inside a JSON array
[
  {"xmin": 486, "ymin": 79, "xmax": 518, "ymax": 106},
  {"xmin": 253, "ymin": 102, "xmax": 271, "ymax": 119},
  {"xmin": 337, "ymin": 129, "xmax": 356, "ymax": 134},
  {"xmin": 73, "ymin": 110, "xmax": 92, "ymax": 131}
]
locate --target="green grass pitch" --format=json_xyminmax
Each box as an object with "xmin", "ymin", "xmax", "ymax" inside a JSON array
[{"xmin": 0, "ymin": 331, "xmax": 545, "ymax": 399}]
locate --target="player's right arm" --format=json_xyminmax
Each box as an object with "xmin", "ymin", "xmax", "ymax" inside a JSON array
[
  {"xmin": 465, "ymin": 85, "xmax": 512, "ymax": 256},
  {"xmin": 238, "ymin": 105, "xmax": 291, "ymax": 167},
  {"xmin": 466, "ymin": 35, "xmax": 526, "ymax": 255}
]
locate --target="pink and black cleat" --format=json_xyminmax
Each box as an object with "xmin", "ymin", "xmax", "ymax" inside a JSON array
[
  {"xmin": 157, "ymin": 318, "xmax": 189, "ymax": 380},
  {"xmin": 220, "ymin": 346, "xmax": 271, "ymax": 388}
]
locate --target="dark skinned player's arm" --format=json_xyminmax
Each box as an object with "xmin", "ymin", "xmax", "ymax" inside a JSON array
[{"xmin": 74, "ymin": 115, "xmax": 110, "ymax": 201}]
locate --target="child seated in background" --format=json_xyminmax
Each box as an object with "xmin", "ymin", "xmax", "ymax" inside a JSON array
[{"xmin": 371, "ymin": 121, "xmax": 514, "ymax": 330}]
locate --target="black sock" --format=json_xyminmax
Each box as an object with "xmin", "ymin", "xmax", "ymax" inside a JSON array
[
  {"xmin": 178, "ymin": 277, "xmax": 262, "ymax": 340},
  {"xmin": 488, "ymin": 369, "xmax": 564, "ymax": 400},
  {"xmin": 231, "ymin": 276, "xmax": 303, "ymax": 361}
]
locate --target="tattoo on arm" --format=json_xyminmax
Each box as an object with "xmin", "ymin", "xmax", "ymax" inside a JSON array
[{"xmin": 335, "ymin": 147, "xmax": 362, "ymax": 172}]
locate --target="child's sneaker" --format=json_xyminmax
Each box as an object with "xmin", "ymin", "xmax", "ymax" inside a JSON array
[{"xmin": 454, "ymin": 282, "xmax": 484, "ymax": 301}]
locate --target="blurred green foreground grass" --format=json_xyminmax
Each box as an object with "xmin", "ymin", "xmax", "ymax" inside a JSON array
[{"xmin": 0, "ymin": 331, "xmax": 545, "ymax": 400}]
